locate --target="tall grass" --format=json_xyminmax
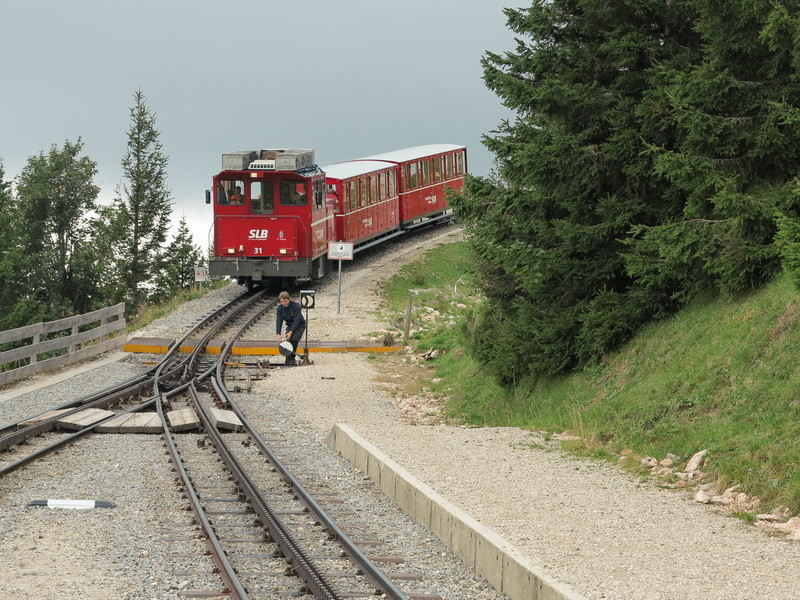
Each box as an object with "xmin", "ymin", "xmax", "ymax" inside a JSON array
[{"xmin": 379, "ymin": 240, "xmax": 800, "ymax": 511}]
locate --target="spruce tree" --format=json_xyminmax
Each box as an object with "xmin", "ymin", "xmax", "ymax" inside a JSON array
[
  {"xmin": 453, "ymin": 1, "xmax": 703, "ymax": 382},
  {"xmin": 625, "ymin": 0, "xmax": 800, "ymax": 300},
  {"xmin": 151, "ymin": 216, "xmax": 205, "ymax": 303},
  {"xmin": 113, "ymin": 89, "xmax": 173, "ymax": 311}
]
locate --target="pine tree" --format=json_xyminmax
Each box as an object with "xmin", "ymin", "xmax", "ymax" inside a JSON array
[
  {"xmin": 151, "ymin": 216, "xmax": 205, "ymax": 303},
  {"xmin": 113, "ymin": 89, "xmax": 173, "ymax": 311},
  {"xmin": 452, "ymin": 1, "xmax": 703, "ymax": 382},
  {"xmin": 625, "ymin": 0, "xmax": 800, "ymax": 299}
]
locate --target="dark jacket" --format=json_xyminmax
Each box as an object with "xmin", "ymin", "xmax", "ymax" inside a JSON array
[{"xmin": 276, "ymin": 300, "xmax": 305, "ymax": 334}]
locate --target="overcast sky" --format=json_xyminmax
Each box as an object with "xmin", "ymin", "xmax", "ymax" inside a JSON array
[{"xmin": 1, "ymin": 1, "xmax": 517, "ymax": 247}]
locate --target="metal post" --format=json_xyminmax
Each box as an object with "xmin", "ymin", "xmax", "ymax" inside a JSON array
[
  {"xmin": 303, "ymin": 306, "xmax": 310, "ymax": 364},
  {"xmin": 337, "ymin": 259, "xmax": 343, "ymax": 314}
]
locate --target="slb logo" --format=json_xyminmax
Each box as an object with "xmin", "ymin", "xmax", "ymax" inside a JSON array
[{"xmin": 248, "ymin": 229, "xmax": 269, "ymax": 240}]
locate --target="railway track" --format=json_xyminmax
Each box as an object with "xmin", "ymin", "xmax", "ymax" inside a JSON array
[{"xmin": 0, "ymin": 287, "xmax": 436, "ymax": 600}]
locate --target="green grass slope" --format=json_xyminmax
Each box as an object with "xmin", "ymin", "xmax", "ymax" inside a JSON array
[{"xmin": 380, "ymin": 239, "xmax": 800, "ymax": 512}]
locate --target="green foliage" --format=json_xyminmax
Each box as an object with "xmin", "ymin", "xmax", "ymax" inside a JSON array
[
  {"xmin": 0, "ymin": 92, "xmax": 204, "ymax": 329},
  {"xmin": 0, "ymin": 161, "xmax": 35, "ymax": 330},
  {"xmin": 151, "ymin": 216, "xmax": 205, "ymax": 303},
  {"xmin": 112, "ymin": 89, "xmax": 174, "ymax": 311},
  {"xmin": 14, "ymin": 139, "xmax": 100, "ymax": 319},
  {"xmin": 775, "ymin": 185, "xmax": 800, "ymax": 289},
  {"xmin": 455, "ymin": 0, "xmax": 800, "ymax": 382},
  {"xmin": 444, "ymin": 273, "xmax": 800, "ymax": 510}
]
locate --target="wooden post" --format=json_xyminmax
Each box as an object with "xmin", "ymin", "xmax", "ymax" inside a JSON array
[
  {"xmin": 403, "ymin": 296, "xmax": 413, "ymax": 343},
  {"xmin": 70, "ymin": 324, "xmax": 79, "ymax": 354},
  {"xmin": 31, "ymin": 331, "xmax": 40, "ymax": 365}
]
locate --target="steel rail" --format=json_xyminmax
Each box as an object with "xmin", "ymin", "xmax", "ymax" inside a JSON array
[
  {"xmin": 156, "ymin": 385, "xmax": 250, "ymax": 600},
  {"xmin": 153, "ymin": 287, "xmax": 269, "ymax": 394},
  {"xmin": 0, "ymin": 288, "xmax": 255, "ymax": 453},
  {"xmin": 151, "ymin": 290, "xmax": 275, "ymax": 599},
  {"xmin": 211, "ymin": 310, "xmax": 410, "ymax": 600},
  {"xmin": 0, "ymin": 371, "xmax": 156, "ymax": 437},
  {"xmin": 0, "ymin": 397, "xmax": 158, "ymax": 476},
  {"xmin": 198, "ymin": 378, "xmax": 341, "ymax": 599}
]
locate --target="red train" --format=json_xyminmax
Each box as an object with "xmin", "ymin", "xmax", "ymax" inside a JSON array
[{"xmin": 207, "ymin": 144, "xmax": 467, "ymax": 288}]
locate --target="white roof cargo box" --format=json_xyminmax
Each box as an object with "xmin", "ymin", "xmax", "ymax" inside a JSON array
[
  {"xmin": 222, "ymin": 151, "xmax": 257, "ymax": 171},
  {"xmin": 222, "ymin": 148, "xmax": 315, "ymax": 171}
]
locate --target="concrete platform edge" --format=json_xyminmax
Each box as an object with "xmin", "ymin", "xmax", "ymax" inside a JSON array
[{"xmin": 326, "ymin": 423, "xmax": 588, "ymax": 600}]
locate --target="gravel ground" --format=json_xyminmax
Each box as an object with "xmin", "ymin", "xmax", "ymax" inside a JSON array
[{"xmin": 3, "ymin": 223, "xmax": 800, "ymax": 599}]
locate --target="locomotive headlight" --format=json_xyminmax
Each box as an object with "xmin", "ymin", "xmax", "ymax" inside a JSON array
[
  {"xmin": 227, "ymin": 248, "xmax": 235, "ymax": 254},
  {"xmin": 279, "ymin": 248, "xmax": 288, "ymax": 255}
]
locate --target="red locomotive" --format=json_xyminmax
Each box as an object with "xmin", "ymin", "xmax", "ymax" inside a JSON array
[{"xmin": 207, "ymin": 144, "xmax": 467, "ymax": 288}]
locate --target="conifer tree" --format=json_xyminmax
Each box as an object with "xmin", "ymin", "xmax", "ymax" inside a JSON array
[
  {"xmin": 151, "ymin": 216, "xmax": 205, "ymax": 303},
  {"xmin": 453, "ymin": 1, "xmax": 703, "ymax": 382},
  {"xmin": 112, "ymin": 89, "xmax": 173, "ymax": 311},
  {"xmin": 625, "ymin": 1, "xmax": 800, "ymax": 299}
]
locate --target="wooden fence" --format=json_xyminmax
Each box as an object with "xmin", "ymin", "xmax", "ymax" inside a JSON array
[{"xmin": 0, "ymin": 303, "xmax": 126, "ymax": 387}]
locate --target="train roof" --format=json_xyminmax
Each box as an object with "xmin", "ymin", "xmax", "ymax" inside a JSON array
[
  {"xmin": 354, "ymin": 144, "xmax": 466, "ymax": 163},
  {"xmin": 322, "ymin": 144, "xmax": 467, "ymax": 180},
  {"xmin": 321, "ymin": 160, "xmax": 394, "ymax": 180}
]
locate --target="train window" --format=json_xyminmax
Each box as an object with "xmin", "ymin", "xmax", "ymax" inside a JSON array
[
  {"xmin": 370, "ymin": 176, "xmax": 377, "ymax": 204},
  {"xmin": 446, "ymin": 155, "xmax": 453, "ymax": 179},
  {"xmin": 379, "ymin": 172, "xmax": 387, "ymax": 200},
  {"xmin": 250, "ymin": 181, "xmax": 274, "ymax": 214},
  {"xmin": 216, "ymin": 181, "xmax": 229, "ymax": 205},
  {"xmin": 348, "ymin": 180, "xmax": 358, "ymax": 210},
  {"xmin": 409, "ymin": 163, "xmax": 418, "ymax": 188},
  {"xmin": 360, "ymin": 178, "xmax": 368, "ymax": 207},
  {"xmin": 313, "ymin": 178, "xmax": 324, "ymax": 210},
  {"xmin": 422, "ymin": 160, "xmax": 431, "ymax": 186},
  {"xmin": 456, "ymin": 151, "xmax": 464, "ymax": 175},
  {"xmin": 389, "ymin": 171, "xmax": 396, "ymax": 197},
  {"xmin": 280, "ymin": 181, "xmax": 308, "ymax": 206},
  {"xmin": 218, "ymin": 180, "xmax": 245, "ymax": 205},
  {"xmin": 434, "ymin": 157, "xmax": 442, "ymax": 182}
]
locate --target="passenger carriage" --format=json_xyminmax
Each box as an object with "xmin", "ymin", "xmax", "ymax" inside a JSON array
[{"xmin": 353, "ymin": 144, "xmax": 467, "ymax": 227}]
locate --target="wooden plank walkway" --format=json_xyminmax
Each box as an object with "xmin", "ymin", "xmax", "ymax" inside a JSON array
[
  {"xmin": 95, "ymin": 412, "xmax": 162, "ymax": 433},
  {"xmin": 56, "ymin": 408, "xmax": 115, "ymax": 431}
]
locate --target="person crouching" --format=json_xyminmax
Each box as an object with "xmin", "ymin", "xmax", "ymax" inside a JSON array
[{"xmin": 275, "ymin": 291, "xmax": 305, "ymax": 365}]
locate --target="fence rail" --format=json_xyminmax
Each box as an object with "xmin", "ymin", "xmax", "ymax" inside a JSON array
[{"xmin": 0, "ymin": 303, "xmax": 126, "ymax": 387}]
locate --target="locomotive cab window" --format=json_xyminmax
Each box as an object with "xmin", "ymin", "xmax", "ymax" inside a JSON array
[
  {"xmin": 217, "ymin": 180, "xmax": 245, "ymax": 205},
  {"xmin": 250, "ymin": 181, "xmax": 274, "ymax": 214},
  {"xmin": 280, "ymin": 181, "xmax": 308, "ymax": 207}
]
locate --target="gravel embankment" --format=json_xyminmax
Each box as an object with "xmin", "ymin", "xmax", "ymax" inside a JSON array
[{"xmin": 3, "ymin": 223, "xmax": 800, "ymax": 599}]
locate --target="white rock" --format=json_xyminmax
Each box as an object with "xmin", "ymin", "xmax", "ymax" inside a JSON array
[
  {"xmin": 685, "ymin": 449, "xmax": 709, "ymax": 473},
  {"xmin": 694, "ymin": 490, "xmax": 712, "ymax": 504}
]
